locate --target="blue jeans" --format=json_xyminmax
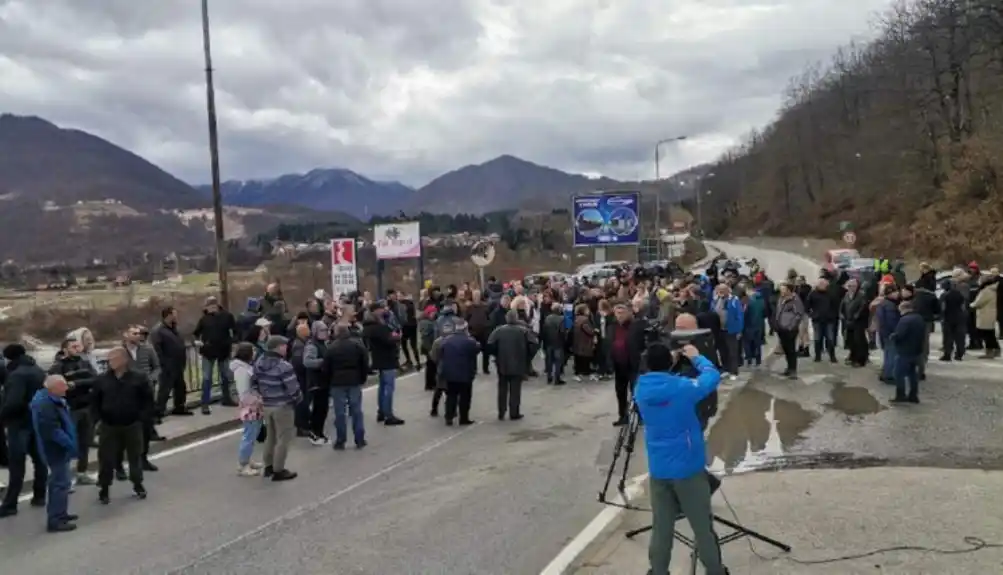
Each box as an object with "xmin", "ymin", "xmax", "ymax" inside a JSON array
[
  {"xmin": 742, "ymin": 331, "xmax": 762, "ymax": 365},
  {"xmin": 331, "ymin": 386, "xmax": 365, "ymax": 446},
  {"xmin": 238, "ymin": 419, "xmax": 262, "ymax": 466},
  {"xmin": 813, "ymin": 320, "xmax": 837, "ymax": 357},
  {"xmin": 881, "ymin": 340, "xmax": 897, "ymax": 380},
  {"xmin": 46, "ymin": 456, "xmax": 72, "ymax": 528},
  {"xmin": 544, "ymin": 347, "xmax": 564, "ymax": 381},
  {"xmin": 377, "ymin": 369, "xmax": 396, "ymax": 417},
  {"xmin": 0, "ymin": 426, "xmax": 46, "ymax": 510},
  {"xmin": 201, "ymin": 357, "xmax": 233, "ymax": 405},
  {"xmin": 895, "ymin": 355, "xmax": 919, "ymax": 399}
]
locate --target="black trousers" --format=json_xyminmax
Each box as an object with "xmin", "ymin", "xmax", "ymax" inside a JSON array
[
  {"xmin": 980, "ymin": 329, "xmax": 1001, "ymax": 351},
  {"xmin": 309, "ymin": 386, "xmax": 331, "ymax": 436},
  {"xmin": 846, "ymin": 325, "xmax": 870, "ymax": 365},
  {"xmin": 0, "ymin": 423, "xmax": 8, "ymax": 467},
  {"xmin": 573, "ymin": 354, "xmax": 592, "ymax": 375},
  {"xmin": 155, "ymin": 371, "xmax": 187, "ymax": 414},
  {"xmin": 497, "ymin": 375, "xmax": 523, "ymax": 417},
  {"xmin": 941, "ymin": 320, "xmax": 966, "ymax": 358},
  {"xmin": 401, "ymin": 326, "xmax": 419, "ymax": 364},
  {"xmin": 777, "ymin": 329, "xmax": 798, "ymax": 373},
  {"xmin": 613, "ymin": 362, "xmax": 633, "ymax": 420},
  {"xmin": 476, "ymin": 334, "xmax": 491, "ymax": 372},
  {"xmin": 425, "ymin": 358, "xmax": 438, "ymax": 390},
  {"xmin": 444, "ymin": 381, "xmax": 473, "ymax": 423},
  {"xmin": 100, "ymin": 422, "xmax": 144, "ymax": 487},
  {"xmin": 71, "ymin": 410, "xmax": 94, "ymax": 473}
]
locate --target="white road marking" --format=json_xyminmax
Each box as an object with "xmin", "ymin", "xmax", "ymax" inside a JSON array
[
  {"xmin": 164, "ymin": 424, "xmax": 478, "ymax": 573},
  {"xmin": 538, "ymin": 472, "xmax": 649, "ymax": 575},
  {"xmin": 16, "ymin": 371, "xmax": 420, "ymax": 503}
]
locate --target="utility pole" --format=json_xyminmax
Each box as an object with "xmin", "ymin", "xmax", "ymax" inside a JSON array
[
  {"xmin": 653, "ymin": 135, "xmax": 687, "ymax": 260},
  {"xmin": 201, "ymin": 0, "xmax": 229, "ymax": 309}
]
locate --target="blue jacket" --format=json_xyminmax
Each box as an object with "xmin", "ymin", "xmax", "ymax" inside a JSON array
[
  {"xmin": 876, "ymin": 299, "xmax": 901, "ymax": 344},
  {"xmin": 893, "ymin": 311, "xmax": 926, "ymax": 358},
  {"xmin": 634, "ymin": 356, "xmax": 721, "ymax": 480},
  {"xmin": 562, "ymin": 303, "xmax": 574, "ymax": 330},
  {"xmin": 438, "ymin": 334, "xmax": 480, "ymax": 383},
  {"xmin": 30, "ymin": 389, "xmax": 78, "ymax": 467},
  {"xmin": 712, "ymin": 296, "xmax": 744, "ymax": 335}
]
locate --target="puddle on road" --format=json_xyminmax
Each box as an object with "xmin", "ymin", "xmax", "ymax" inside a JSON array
[
  {"xmin": 507, "ymin": 423, "xmax": 582, "ymax": 443},
  {"xmin": 706, "ymin": 387, "xmax": 817, "ymax": 472},
  {"xmin": 825, "ymin": 382, "xmax": 885, "ymax": 417}
]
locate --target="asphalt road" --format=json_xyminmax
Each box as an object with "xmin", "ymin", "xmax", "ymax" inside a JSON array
[
  {"xmin": 703, "ymin": 241, "xmax": 1003, "ymax": 473},
  {"xmin": 0, "ymin": 368, "xmax": 627, "ymax": 575}
]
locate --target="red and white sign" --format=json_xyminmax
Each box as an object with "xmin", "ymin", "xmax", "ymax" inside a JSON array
[
  {"xmin": 842, "ymin": 231, "xmax": 857, "ymax": 245},
  {"xmin": 330, "ymin": 238, "xmax": 358, "ymax": 297}
]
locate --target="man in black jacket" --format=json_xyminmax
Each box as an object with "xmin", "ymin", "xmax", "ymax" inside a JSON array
[
  {"xmin": 193, "ymin": 296, "xmax": 237, "ymax": 413},
  {"xmin": 840, "ymin": 279, "xmax": 870, "ymax": 367},
  {"xmin": 322, "ymin": 323, "xmax": 369, "ymax": 449},
  {"xmin": 363, "ymin": 303, "xmax": 404, "ymax": 426},
  {"xmin": 48, "ymin": 338, "xmax": 99, "ymax": 485},
  {"xmin": 151, "ymin": 306, "xmax": 192, "ymax": 417},
  {"xmin": 900, "ymin": 283, "xmax": 941, "ymax": 380},
  {"xmin": 0, "ymin": 344, "xmax": 48, "ymax": 517},
  {"xmin": 487, "ymin": 310, "xmax": 540, "ymax": 421},
  {"xmin": 92, "ymin": 348, "xmax": 154, "ymax": 504},
  {"xmin": 939, "ymin": 277, "xmax": 968, "ymax": 361},
  {"xmin": 806, "ymin": 278, "xmax": 840, "ymax": 363}
]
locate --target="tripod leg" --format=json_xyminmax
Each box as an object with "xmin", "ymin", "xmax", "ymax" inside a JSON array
[
  {"xmin": 624, "ymin": 524, "xmax": 652, "ymax": 539},
  {"xmin": 713, "ymin": 515, "xmax": 792, "ymax": 552}
]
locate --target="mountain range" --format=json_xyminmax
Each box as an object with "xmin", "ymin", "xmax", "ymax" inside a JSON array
[{"xmin": 0, "ymin": 113, "xmax": 700, "ymax": 263}]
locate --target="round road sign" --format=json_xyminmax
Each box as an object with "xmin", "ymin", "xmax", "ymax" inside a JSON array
[{"xmin": 842, "ymin": 231, "xmax": 857, "ymax": 245}]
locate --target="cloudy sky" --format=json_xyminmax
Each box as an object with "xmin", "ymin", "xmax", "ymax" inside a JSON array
[{"xmin": 0, "ymin": 0, "xmax": 893, "ymax": 187}]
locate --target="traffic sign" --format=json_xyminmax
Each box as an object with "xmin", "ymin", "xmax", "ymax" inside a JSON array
[
  {"xmin": 842, "ymin": 231, "xmax": 857, "ymax": 245},
  {"xmin": 330, "ymin": 238, "xmax": 358, "ymax": 297}
]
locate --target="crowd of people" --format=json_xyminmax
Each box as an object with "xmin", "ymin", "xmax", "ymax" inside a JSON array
[{"xmin": 1, "ymin": 255, "xmax": 1000, "ymax": 534}]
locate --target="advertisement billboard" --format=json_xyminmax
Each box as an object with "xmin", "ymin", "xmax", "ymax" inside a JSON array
[
  {"xmin": 572, "ymin": 192, "xmax": 640, "ymax": 247},
  {"xmin": 374, "ymin": 221, "xmax": 421, "ymax": 259},
  {"xmin": 330, "ymin": 238, "xmax": 358, "ymax": 297}
]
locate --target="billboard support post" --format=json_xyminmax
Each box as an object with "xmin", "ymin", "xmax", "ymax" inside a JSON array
[
  {"xmin": 374, "ymin": 221, "xmax": 422, "ymax": 299},
  {"xmin": 593, "ymin": 246, "xmax": 606, "ymax": 264}
]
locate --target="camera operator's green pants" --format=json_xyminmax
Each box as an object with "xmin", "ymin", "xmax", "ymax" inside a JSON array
[{"xmin": 649, "ymin": 473, "xmax": 727, "ymax": 575}]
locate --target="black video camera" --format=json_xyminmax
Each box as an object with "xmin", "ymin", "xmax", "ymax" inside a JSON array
[{"xmin": 639, "ymin": 327, "xmax": 719, "ymax": 430}]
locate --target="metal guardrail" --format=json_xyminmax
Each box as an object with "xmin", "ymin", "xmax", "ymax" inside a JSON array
[{"xmin": 93, "ymin": 344, "xmax": 211, "ymax": 396}]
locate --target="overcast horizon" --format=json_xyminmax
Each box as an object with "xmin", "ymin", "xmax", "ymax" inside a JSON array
[{"xmin": 1, "ymin": 0, "xmax": 894, "ymax": 188}]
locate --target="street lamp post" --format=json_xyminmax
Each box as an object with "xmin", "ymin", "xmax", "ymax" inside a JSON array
[
  {"xmin": 654, "ymin": 135, "xmax": 687, "ymax": 259},
  {"xmin": 201, "ymin": 0, "xmax": 229, "ymax": 309}
]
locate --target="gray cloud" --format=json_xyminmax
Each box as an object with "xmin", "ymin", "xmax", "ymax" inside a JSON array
[{"xmin": 0, "ymin": 0, "xmax": 894, "ymax": 187}]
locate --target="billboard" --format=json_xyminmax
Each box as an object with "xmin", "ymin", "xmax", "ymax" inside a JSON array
[
  {"xmin": 572, "ymin": 192, "xmax": 640, "ymax": 247},
  {"xmin": 330, "ymin": 238, "xmax": 358, "ymax": 297},
  {"xmin": 374, "ymin": 221, "xmax": 421, "ymax": 259}
]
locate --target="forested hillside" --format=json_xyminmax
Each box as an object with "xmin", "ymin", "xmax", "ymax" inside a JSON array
[{"xmin": 699, "ymin": 0, "xmax": 1003, "ymax": 263}]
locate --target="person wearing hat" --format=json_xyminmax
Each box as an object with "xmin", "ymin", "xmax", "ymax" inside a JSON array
[
  {"xmin": 0, "ymin": 344, "xmax": 48, "ymax": 517},
  {"xmin": 193, "ymin": 295, "xmax": 238, "ymax": 414},
  {"xmin": 250, "ymin": 335, "xmax": 301, "ymax": 481},
  {"xmin": 634, "ymin": 342, "xmax": 728, "ymax": 575}
]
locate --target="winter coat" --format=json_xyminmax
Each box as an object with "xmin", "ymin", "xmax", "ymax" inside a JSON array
[
  {"xmin": 193, "ymin": 309, "xmax": 236, "ymax": 360},
  {"xmin": 487, "ymin": 322, "xmax": 539, "ymax": 378},
  {"xmin": 774, "ymin": 295, "xmax": 804, "ymax": 333},
  {"xmin": 971, "ymin": 280, "xmax": 999, "ymax": 331},
  {"xmin": 571, "ymin": 315, "xmax": 595, "ymax": 358}
]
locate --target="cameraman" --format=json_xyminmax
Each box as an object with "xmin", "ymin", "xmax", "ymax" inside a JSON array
[{"xmin": 634, "ymin": 342, "xmax": 728, "ymax": 575}]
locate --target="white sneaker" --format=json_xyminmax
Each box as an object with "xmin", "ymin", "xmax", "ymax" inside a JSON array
[
  {"xmin": 574, "ymin": 376, "xmax": 583, "ymax": 382},
  {"xmin": 309, "ymin": 434, "xmax": 330, "ymax": 447},
  {"xmin": 237, "ymin": 465, "xmax": 261, "ymax": 477},
  {"xmin": 248, "ymin": 461, "xmax": 264, "ymax": 470},
  {"xmin": 589, "ymin": 375, "xmax": 599, "ymax": 381}
]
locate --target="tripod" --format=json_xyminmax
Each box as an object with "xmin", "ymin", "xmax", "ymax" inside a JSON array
[
  {"xmin": 626, "ymin": 511, "xmax": 791, "ymax": 575},
  {"xmin": 596, "ymin": 389, "xmax": 790, "ymax": 575}
]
